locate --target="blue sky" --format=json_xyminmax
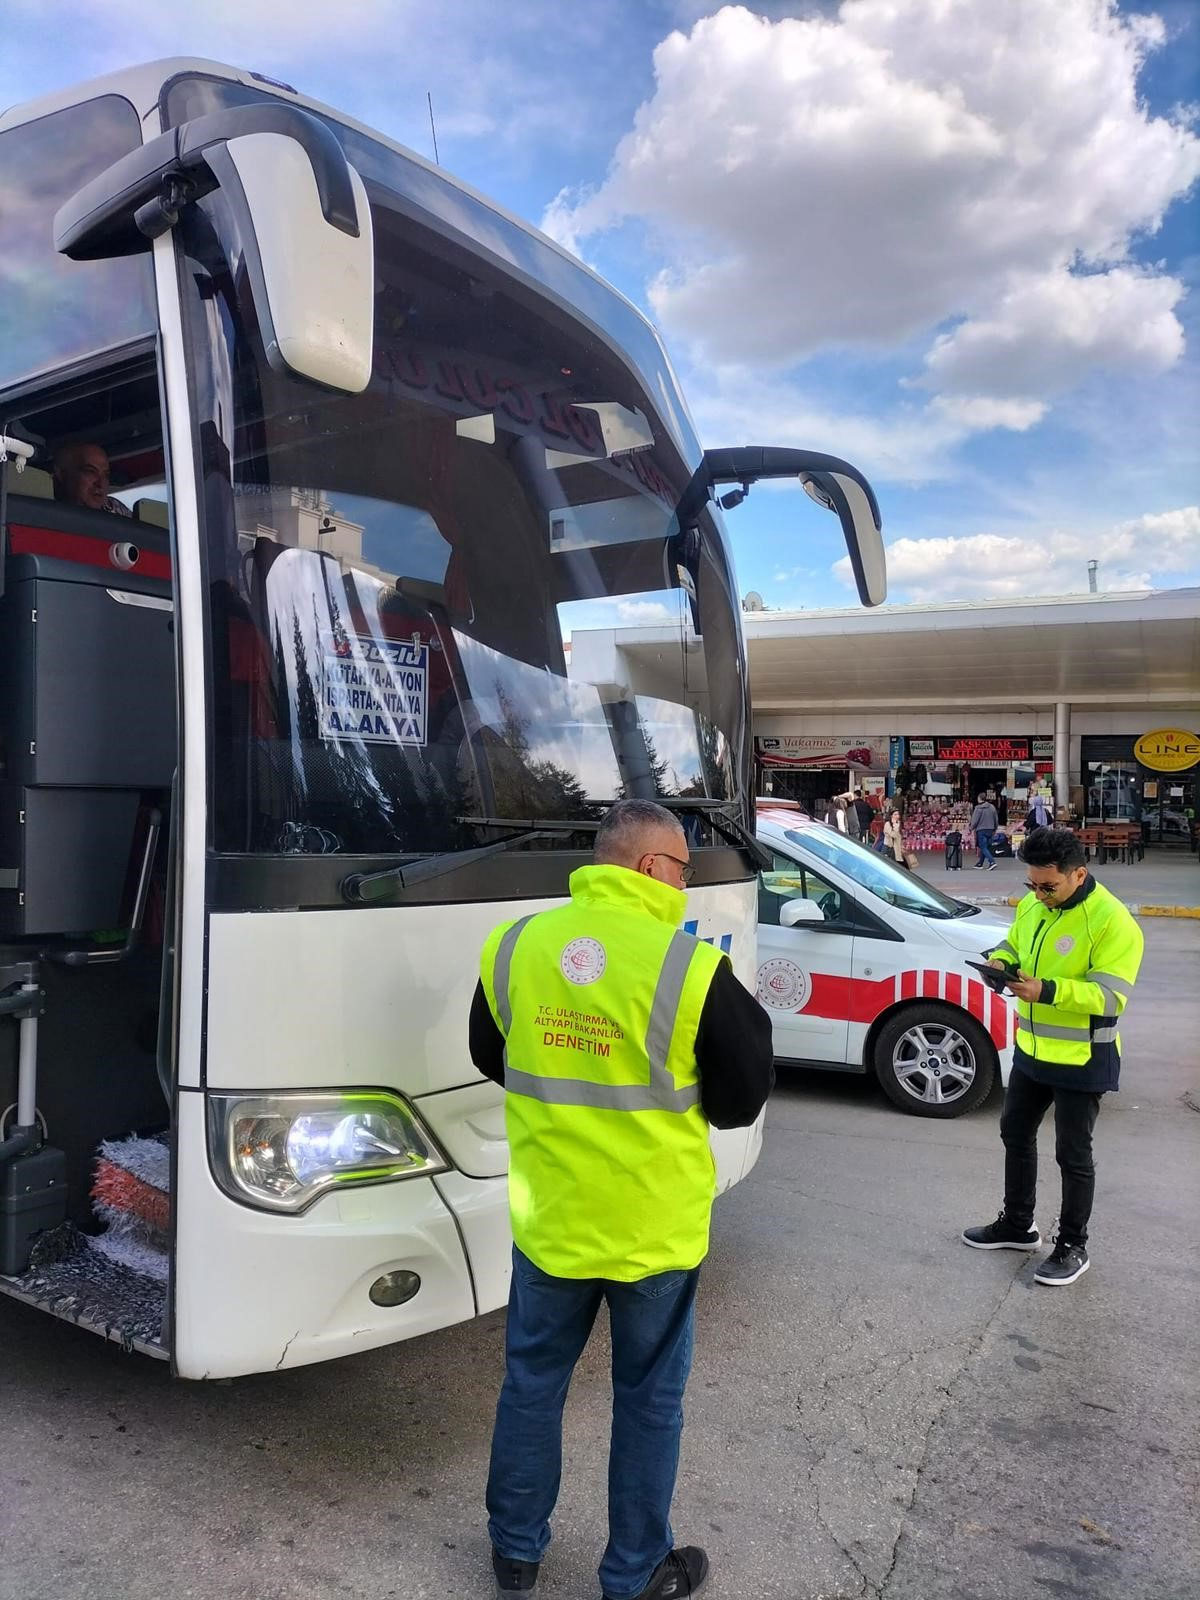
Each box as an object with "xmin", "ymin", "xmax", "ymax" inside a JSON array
[{"xmin": 3, "ymin": 0, "xmax": 1197, "ymax": 608}]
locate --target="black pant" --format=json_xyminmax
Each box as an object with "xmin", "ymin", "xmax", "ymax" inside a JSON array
[{"xmin": 1001, "ymin": 1067, "xmax": 1103, "ymax": 1245}]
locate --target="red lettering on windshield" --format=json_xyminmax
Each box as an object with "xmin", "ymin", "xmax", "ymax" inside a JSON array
[
  {"xmin": 435, "ymin": 362, "xmax": 465, "ymax": 401},
  {"xmin": 395, "ymin": 349, "xmax": 430, "ymax": 389},
  {"xmin": 497, "ymin": 377, "xmax": 534, "ymax": 424},
  {"xmin": 462, "ymin": 366, "xmax": 499, "ymax": 410},
  {"xmin": 539, "ymin": 392, "xmax": 571, "ymax": 439}
]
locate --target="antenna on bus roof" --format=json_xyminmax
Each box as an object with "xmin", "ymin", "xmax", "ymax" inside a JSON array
[{"xmin": 427, "ymin": 92, "xmax": 440, "ymax": 166}]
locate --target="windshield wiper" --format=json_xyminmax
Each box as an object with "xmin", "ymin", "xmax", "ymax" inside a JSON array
[
  {"xmin": 340, "ymin": 818, "xmax": 596, "ymax": 904},
  {"xmin": 646, "ymin": 798, "xmax": 773, "ymax": 870}
]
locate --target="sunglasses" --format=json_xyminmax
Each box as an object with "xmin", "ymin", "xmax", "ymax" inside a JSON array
[
  {"xmin": 652, "ymin": 852, "xmax": 694, "ymax": 885},
  {"xmin": 1024, "ymin": 880, "xmax": 1068, "ymax": 896}
]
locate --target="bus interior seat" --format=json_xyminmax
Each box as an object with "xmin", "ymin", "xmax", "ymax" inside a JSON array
[
  {"xmin": 8, "ymin": 464, "xmax": 54, "ymax": 498},
  {"xmin": 133, "ymin": 498, "xmax": 169, "ymax": 527}
]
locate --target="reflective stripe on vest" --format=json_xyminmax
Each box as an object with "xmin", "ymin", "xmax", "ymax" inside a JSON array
[
  {"xmin": 1019, "ymin": 1020, "xmax": 1094, "ymax": 1042},
  {"xmin": 495, "ymin": 920, "xmax": 701, "ymax": 1113}
]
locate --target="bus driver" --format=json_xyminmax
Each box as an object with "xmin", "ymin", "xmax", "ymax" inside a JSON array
[{"xmin": 52, "ymin": 440, "xmax": 132, "ymax": 516}]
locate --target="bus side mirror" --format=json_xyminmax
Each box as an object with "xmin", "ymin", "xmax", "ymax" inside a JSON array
[
  {"xmin": 676, "ymin": 446, "xmax": 886, "ymax": 608},
  {"xmin": 54, "ymin": 104, "xmax": 375, "ymax": 395},
  {"xmin": 207, "ymin": 134, "xmax": 374, "ymax": 393}
]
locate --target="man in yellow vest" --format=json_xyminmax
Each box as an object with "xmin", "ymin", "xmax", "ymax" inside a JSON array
[
  {"xmin": 962, "ymin": 826, "xmax": 1143, "ymax": 1284},
  {"xmin": 470, "ymin": 799, "xmax": 773, "ymax": 1600}
]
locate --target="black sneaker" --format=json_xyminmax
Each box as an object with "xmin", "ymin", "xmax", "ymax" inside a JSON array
[
  {"xmin": 962, "ymin": 1213, "xmax": 1041, "ymax": 1250},
  {"xmin": 605, "ymin": 1547, "xmax": 709, "ymax": 1600},
  {"xmin": 492, "ymin": 1550, "xmax": 539, "ymax": 1595},
  {"xmin": 1035, "ymin": 1240, "xmax": 1090, "ymax": 1285}
]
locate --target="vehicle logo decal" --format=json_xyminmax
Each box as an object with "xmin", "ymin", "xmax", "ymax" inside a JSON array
[
  {"xmin": 560, "ymin": 937, "xmax": 606, "ymax": 985},
  {"xmin": 757, "ymin": 958, "xmax": 811, "ymax": 1011}
]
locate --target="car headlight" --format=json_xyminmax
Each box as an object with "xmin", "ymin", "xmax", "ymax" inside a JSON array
[{"xmin": 207, "ymin": 1091, "xmax": 449, "ymax": 1214}]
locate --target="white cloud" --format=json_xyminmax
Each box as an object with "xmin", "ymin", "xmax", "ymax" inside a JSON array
[
  {"xmin": 920, "ymin": 268, "xmax": 1187, "ymax": 399},
  {"xmin": 617, "ymin": 599, "xmax": 676, "ymax": 624},
  {"xmin": 689, "ymin": 368, "xmax": 999, "ymax": 484},
  {"xmin": 547, "ymin": 0, "xmax": 1200, "ymax": 420},
  {"xmin": 832, "ymin": 505, "xmax": 1200, "ymax": 602},
  {"xmin": 928, "ymin": 394, "xmax": 1047, "ymax": 432}
]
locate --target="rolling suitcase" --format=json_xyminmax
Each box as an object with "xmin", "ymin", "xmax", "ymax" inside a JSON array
[{"xmin": 944, "ymin": 830, "xmax": 962, "ymax": 870}]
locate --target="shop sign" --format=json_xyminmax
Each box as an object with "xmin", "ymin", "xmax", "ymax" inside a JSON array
[
  {"xmin": 755, "ymin": 735, "xmax": 891, "ymax": 771},
  {"xmin": 936, "ymin": 737, "xmax": 1030, "ymax": 761},
  {"xmin": 907, "ymin": 738, "xmax": 935, "ymax": 759},
  {"xmin": 1032, "ymin": 737, "xmax": 1054, "ymax": 759},
  {"xmin": 1133, "ymin": 728, "xmax": 1200, "ymax": 773}
]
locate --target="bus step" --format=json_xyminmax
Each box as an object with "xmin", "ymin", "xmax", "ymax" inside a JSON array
[{"xmin": 0, "ymin": 1220, "xmax": 167, "ymax": 1359}]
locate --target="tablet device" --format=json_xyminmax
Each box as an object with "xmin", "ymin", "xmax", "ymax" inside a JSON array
[{"xmin": 964, "ymin": 958, "xmax": 1018, "ymax": 993}]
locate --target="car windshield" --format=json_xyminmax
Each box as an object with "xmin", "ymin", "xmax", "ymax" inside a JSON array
[{"xmin": 783, "ymin": 826, "xmax": 963, "ymax": 919}]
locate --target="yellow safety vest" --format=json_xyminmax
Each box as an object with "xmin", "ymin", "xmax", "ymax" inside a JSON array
[
  {"xmin": 480, "ymin": 864, "xmax": 725, "ymax": 1281},
  {"xmin": 987, "ymin": 879, "xmax": 1143, "ymax": 1076}
]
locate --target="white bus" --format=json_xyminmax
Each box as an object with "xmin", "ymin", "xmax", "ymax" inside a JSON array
[{"xmin": 0, "ymin": 59, "xmax": 885, "ymax": 1378}]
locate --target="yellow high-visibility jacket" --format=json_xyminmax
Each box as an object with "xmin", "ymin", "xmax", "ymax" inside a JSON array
[
  {"xmin": 480, "ymin": 864, "xmax": 725, "ymax": 1280},
  {"xmin": 988, "ymin": 876, "xmax": 1143, "ymax": 1090}
]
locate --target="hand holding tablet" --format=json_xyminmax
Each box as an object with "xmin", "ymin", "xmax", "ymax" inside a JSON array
[{"xmin": 964, "ymin": 959, "xmax": 1019, "ymax": 994}]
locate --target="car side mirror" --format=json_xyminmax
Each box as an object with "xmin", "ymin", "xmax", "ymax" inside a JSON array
[{"xmin": 781, "ymin": 898, "xmax": 825, "ymax": 928}]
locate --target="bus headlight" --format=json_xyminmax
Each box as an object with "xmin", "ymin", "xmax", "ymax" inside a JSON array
[{"xmin": 207, "ymin": 1092, "xmax": 449, "ymax": 1214}]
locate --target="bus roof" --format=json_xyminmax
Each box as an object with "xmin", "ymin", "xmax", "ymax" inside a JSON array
[{"xmin": 0, "ymin": 57, "xmax": 665, "ymax": 355}]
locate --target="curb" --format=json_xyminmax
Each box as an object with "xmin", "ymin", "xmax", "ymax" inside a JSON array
[{"xmin": 952, "ymin": 893, "xmax": 1200, "ymax": 921}]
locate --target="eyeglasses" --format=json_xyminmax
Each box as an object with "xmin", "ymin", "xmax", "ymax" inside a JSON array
[
  {"xmin": 1024, "ymin": 880, "xmax": 1061, "ymax": 896},
  {"xmin": 653, "ymin": 852, "xmax": 694, "ymax": 885}
]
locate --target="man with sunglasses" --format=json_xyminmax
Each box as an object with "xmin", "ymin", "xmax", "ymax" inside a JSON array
[
  {"xmin": 471, "ymin": 798, "xmax": 773, "ymax": 1600},
  {"xmin": 963, "ymin": 826, "xmax": 1143, "ymax": 1285}
]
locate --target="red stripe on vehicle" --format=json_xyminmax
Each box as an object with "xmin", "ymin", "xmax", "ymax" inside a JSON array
[
  {"xmin": 900, "ymin": 970, "xmax": 917, "ymax": 1000},
  {"xmin": 8, "ymin": 523, "xmax": 172, "ymax": 582},
  {"xmin": 1000, "ymin": 992, "xmax": 1016, "ymax": 1048},
  {"xmin": 944, "ymin": 972, "xmax": 962, "ymax": 1007},
  {"xmin": 847, "ymin": 974, "xmax": 900, "ymax": 1024},
  {"xmin": 923, "ymin": 969, "xmax": 941, "ymax": 998},
  {"xmin": 796, "ymin": 972, "xmax": 896, "ymax": 1024},
  {"xmin": 966, "ymin": 979, "xmax": 988, "ymax": 1027}
]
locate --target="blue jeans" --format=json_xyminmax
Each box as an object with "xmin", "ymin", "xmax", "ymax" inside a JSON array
[
  {"xmin": 976, "ymin": 828, "xmax": 995, "ymax": 865},
  {"xmin": 487, "ymin": 1245, "xmax": 700, "ymax": 1599}
]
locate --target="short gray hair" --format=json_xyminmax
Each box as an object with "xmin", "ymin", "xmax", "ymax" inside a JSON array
[{"xmin": 594, "ymin": 798, "xmax": 684, "ymax": 867}]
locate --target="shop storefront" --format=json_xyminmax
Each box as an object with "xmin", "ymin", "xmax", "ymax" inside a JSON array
[
  {"xmin": 756, "ymin": 735, "xmax": 895, "ymax": 810},
  {"xmin": 1081, "ymin": 728, "xmax": 1199, "ymax": 846},
  {"xmin": 891, "ymin": 736, "xmax": 1056, "ymax": 854},
  {"xmin": 902, "ymin": 737, "xmax": 1054, "ymax": 815}
]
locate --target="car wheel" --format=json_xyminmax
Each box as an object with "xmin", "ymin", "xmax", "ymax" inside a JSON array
[{"xmin": 872, "ymin": 1003, "xmax": 996, "ymax": 1118}]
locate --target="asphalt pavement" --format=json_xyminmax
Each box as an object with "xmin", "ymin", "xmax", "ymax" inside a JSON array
[{"xmin": 1, "ymin": 921, "xmax": 1197, "ymax": 1600}]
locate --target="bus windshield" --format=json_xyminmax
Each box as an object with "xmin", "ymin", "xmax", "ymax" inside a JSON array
[{"xmin": 173, "ymin": 100, "xmax": 743, "ymax": 858}]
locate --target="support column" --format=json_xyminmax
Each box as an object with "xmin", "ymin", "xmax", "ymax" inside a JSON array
[{"xmin": 1054, "ymin": 701, "xmax": 1071, "ymax": 818}]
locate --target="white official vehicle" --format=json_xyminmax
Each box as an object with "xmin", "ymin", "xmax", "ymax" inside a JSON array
[
  {"xmin": 0, "ymin": 60, "xmax": 885, "ymax": 1377},
  {"xmin": 756, "ymin": 805, "xmax": 1015, "ymax": 1116}
]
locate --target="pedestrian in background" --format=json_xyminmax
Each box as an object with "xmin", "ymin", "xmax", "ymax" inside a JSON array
[
  {"xmin": 1028, "ymin": 791, "xmax": 1052, "ymax": 829},
  {"xmin": 471, "ymin": 798, "xmax": 774, "ymax": 1600},
  {"xmin": 883, "ymin": 807, "xmax": 906, "ymax": 864},
  {"xmin": 970, "ymin": 792, "xmax": 999, "ymax": 869},
  {"xmin": 962, "ymin": 826, "xmax": 1143, "ymax": 1285},
  {"xmin": 835, "ymin": 789, "xmax": 861, "ymax": 839},
  {"xmin": 852, "ymin": 789, "xmax": 875, "ymax": 841}
]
